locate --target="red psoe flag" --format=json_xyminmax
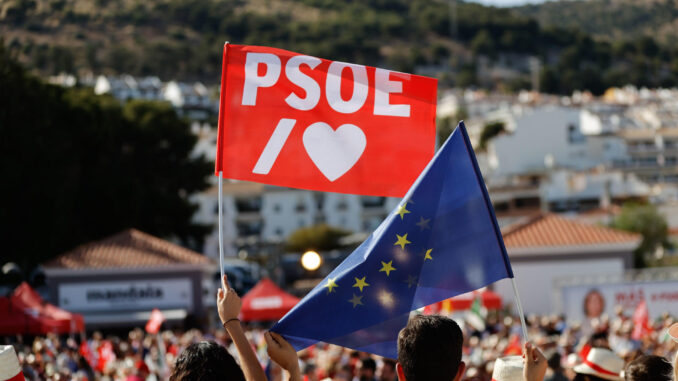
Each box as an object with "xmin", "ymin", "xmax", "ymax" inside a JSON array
[
  {"xmin": 145, "ymin": 308, "xmax": 166, "ymax": 334},
  {"xmin": 215, "ymin": 44, "xmax": 438, "ymax": 197},
  {"xmin": 631, "ymin": 300, "xmax": 650, "ymax": 340}
]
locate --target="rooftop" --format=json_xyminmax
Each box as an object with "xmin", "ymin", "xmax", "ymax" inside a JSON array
[
  {"xmin": 45, "ymin": 229, "xmax": 212, "ymax": 270},
  {"xmin": 502, "ymin": 213, "xmax": 640, "ymax": 249}
]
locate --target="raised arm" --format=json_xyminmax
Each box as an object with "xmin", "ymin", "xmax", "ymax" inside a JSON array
[
  {"xmin": 217, "ymin": 275, "xmax": 267, "ymax": 381},
  {"xmin": 523, "ymin": 342, "xmax": 547, "ymax": 381},
  {"xmin": 265, "ymin": 331, "xmax": 301, "ymax": 381}
]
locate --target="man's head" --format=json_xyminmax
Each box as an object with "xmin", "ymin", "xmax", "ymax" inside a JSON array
[
  {"xmin": 359, "ymin": 357, "xmax": 377, "ymax": 380},
  {"xmin": 396, "ymin": 315, "xmax": 465, "ymax": 381},
  {"xmin": 170, "ymin": 341, "xmax": 245, "ymax": 381},
  {"xmin": 624, "ymin": 355, "xmax": 672, "ymax": 381},
  {"xmin": 380, "ymin": 359, "xmax": 397, "ymax": 381}
]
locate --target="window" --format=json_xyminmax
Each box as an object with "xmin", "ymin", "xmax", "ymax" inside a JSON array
[
  {"xmin": 493, "ymin": 202, "xmax": 509, "ymax": 212},
  {"xmin": 567, "ymin": 124, "xmax": 585, "ymax": 144},
  {"xmin": 336, "ymin": 201, "xmax": 348, "ymax": 211}
]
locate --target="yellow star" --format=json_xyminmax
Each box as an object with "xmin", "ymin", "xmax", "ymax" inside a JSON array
[
  {"xmin": 378, "ymin": 290, "xmax": 395, "ymax": 308},
  {"xmin": 379, "ymin": 260, "xmax": 396, "ymax": 276},
  {"xmin": 396, "ymin": 203, "xmax": 410, "ymax": 219},
  {"xmin": 348, "ymin": 293, "xmax": 364, "ymax": 308},
  {"xmin": 324, "ymin": 278, "xmax": 338, "ymax": 293},
  {"xmin": 424, "ymin": 249, "xmax": 433, "ymax": 261},
  {"xmin": 353, "ymin": 276, "xmax": 370, "ymax": 292},
  {"xmin": 394, "ymin": 233, "xmax": 411, "ymax": 249},
  {"xmin": 416, "ymin": 216, "xmax": 431, "ymax": 231}
]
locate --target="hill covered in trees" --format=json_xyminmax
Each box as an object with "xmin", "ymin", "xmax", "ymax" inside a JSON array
[
  {"xmin": 515, "ymin": 0, "xmax": 678, "ymax": 46},
  {"xmin": 2, "ymin": 0, "xmax": 678, "ymax": 94}
]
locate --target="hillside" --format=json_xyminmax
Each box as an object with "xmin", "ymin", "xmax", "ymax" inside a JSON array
[
  {"xmin": 515, "ymin": 0, "xmax": 678, "ymax": 45},
  {"xmin": 2, "ymin": 0, "xmax": 678, "ymax": 94}
]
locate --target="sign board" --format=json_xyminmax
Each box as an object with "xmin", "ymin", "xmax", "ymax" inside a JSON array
[
  {"xmin": 560, "ymin": 280, "xmax": 678, "ymax": 322},
  {"xmin": 58, "ymin": 279, "xmax": 193, "ymax": 312}
]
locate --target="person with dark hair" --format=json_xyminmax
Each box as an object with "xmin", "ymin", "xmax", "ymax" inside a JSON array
[
  {"xmin": 624, "ymin": 355, "xmax": 673, "ymax": 381},
  {"xmin": 170, "ymin": 274, "xmax": 301, "ymax": 381},
  {"xmin": 396, "ymin": 315, "xmax": 466, "ymax": 381},
  {"xmin": 379, "ymin": 359, "xmax": 397, "ymax": 381},
  {"xmin": 355, "ymin": 357, "xmax": 377, "ymax": 381},
  {"xmin": 170, "ymin": 341, "xmax": 245, "ymax": 381},
  {"xmin": 545, "ymin": 352, "xmax": 568, "ymax": 381}
]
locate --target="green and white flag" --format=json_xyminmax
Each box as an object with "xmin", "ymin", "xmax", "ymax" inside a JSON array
[{"xmin": 466, "ymin": 296, "xmax": 486, "ymax": 331}]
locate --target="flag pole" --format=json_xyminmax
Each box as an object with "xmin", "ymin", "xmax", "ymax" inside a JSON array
[
  {"xmin": 216, "ymin": 41, "xmax": 229, "ymax": 289},
  {"xmin": 218, "ymin": 171, "xmax": 225, "ymax": 285},
  {"xmin": 511, "ymin": 278, "xmax": 529, "ymax": 343}
]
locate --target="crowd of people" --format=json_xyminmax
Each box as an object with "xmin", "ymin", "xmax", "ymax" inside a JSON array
[{"xmin": 4, "ymin": 277, "xmax": 678, "ymax": 381}]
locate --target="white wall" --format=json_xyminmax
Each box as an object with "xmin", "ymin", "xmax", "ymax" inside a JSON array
[
  {"xmin": 494, "ymin": 257, "xmax": 625, "ymax": 315},
  {"xmin": 261, "ymin": 191, "xmax": 316, "ymax": 240},
  {"xmin": 322, "ymin": 194, "xmax": 363, "ymax": 232},
  {"xmin": 488, "ymin": 106, "xmax": 591, "ymax": 175}
]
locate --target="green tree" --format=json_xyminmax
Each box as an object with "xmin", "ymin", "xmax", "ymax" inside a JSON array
[
  {"xmin": 478, "ymin": 121, "xmax": 505, "ymax": 151},
  {"xmin": 0, "ymin": 44, "xmax": 211, "ymax": 268},
  {"xmin": 285, "ymin": 224, "xmax": 352, "ymax": 253},
  {"xmin": 611, "ymin": 202, "xmax": 669, "ymax": 268},
  {"xmin": 470, "ymin": 30, "xmax": 496, "ymax": 57}
]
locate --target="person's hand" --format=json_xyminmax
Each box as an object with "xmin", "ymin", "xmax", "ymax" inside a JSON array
[
  {"xmin": 265, "ymin": 331, "xmax": 300, "ymax": 373},
  {"xmin": 523, "ymin": 342, "xmax": 547, "ymax": 381},
  {"xmin": 217, "ymin": 274, "xmax": 241, "ymax": 323}
]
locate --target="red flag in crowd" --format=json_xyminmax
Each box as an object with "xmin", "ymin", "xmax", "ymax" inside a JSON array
[
  {"xmin": 79, "ymin": 341, "xmax": 96, "ymax": 368},
  {"xmin": 96, "ymin": 340, "xmax": 116, "ymax": 373},
  {"xmin": 631, "ymin": 300, "xmax": 651, "ymax": 340},
  {"xmin": 503, "ymin": 334, "xmax": 522, "ymax": 356},
  {"xmin": 215, "ymin": 44, "xmax": 438, "ymax": 197},
  {"xmin": 145, "ymin": 308, "xmax": 166, "ymax": 335}
]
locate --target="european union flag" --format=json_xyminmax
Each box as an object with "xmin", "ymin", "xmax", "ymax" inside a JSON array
[{"xmin": 272, "ymin": 122, "xmax": 514, "ymax": 359}]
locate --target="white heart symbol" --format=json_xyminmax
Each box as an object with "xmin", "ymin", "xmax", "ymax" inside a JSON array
[{"xmin": 302, "ymin": 122, "xmax": 367, "ymax": 182}]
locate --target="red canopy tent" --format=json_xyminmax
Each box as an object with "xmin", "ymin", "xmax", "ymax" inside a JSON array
[
  {"xmin": 0, "ymin": 282, "xmax": 85, "ymax": 335},
  {"xmin": 424, "ymin": 289, "xmax": 503, "ymax": 315},
  {"xmin": 240, "ymin": 278, "xmax": 300, "ymax": 322},
  {"xmin": 0, "ymin": 296, "xmax": 35, "ymax": 335}
]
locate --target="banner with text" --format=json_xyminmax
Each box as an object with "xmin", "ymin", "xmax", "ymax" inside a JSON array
[
  {"xmin": 58, "ymin": 279, "xmax": 193, "ymax": 312},
  {"xmin": 215, "ymin": 44, "xmax": 438, "ymax": 197},
  {"xmin": 560, "ymin": 280, "xmax": 678, "ymax": 322}
]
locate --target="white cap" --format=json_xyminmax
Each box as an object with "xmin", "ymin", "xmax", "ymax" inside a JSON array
[
  {"xmin": 491, "ymin": 356, "xmax": 523, "ymax": 381},
  {"xmin": 573, "ymin": 348, "xmax": 623, "ymax": 381},
  {"xmin": 0, "ymin": 345, "xmax": 24, "ymax": 381}
]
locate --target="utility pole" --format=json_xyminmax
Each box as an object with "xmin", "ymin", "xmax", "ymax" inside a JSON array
[{"xmin": 449, "ymin": 0, "xmax": 458, "ymax": 40}]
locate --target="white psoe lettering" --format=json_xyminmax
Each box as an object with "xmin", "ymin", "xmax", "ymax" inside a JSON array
[
  {"xmin": 242, "ymin": 53, "xmax": 281, "ymax": 106},
  {"xmin": 241, "ymin": 52, "xmax": 411, "ymax": 117}
]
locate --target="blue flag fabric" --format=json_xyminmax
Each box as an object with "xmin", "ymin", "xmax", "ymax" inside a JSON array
[{"xmin": 271, "ymin": 122, "xmax": 513, "ymax": 359}]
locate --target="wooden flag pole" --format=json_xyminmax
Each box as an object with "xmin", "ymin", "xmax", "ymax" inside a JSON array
[
  {"xmin": 218, "ymin": 171, "xmax": 225, "ymax": 285},
  {"xmin": 510, "ymin": 277, "xmax": 529, "ymax": 343}
]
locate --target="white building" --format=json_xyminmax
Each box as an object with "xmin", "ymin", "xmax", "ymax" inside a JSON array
[
  {"xmin": 94, "ymin": 75, "xmax": 163, "ymax": 101},
  {"xmin": 542, "ymin": 169, "xmax": 650, "ymax": 212},
  {"xmin": 495, "ymin": 213, "xmax": 641, "ymax": 315},
  {"xmin": 486, "ymin": 106, "xmax": 592, "ymax": 176},
  {"xmin": 92, "ymin": 75, "xmax": 216, "ymax": 120},
  {"xmin": 190, "ymin": 180, "xmax": 401, "ymax": 259}
]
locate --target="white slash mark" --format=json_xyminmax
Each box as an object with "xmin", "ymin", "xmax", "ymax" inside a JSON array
[{"xmin": 252, "ymin": 118, "xmax": 296, "ymax": 175}]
